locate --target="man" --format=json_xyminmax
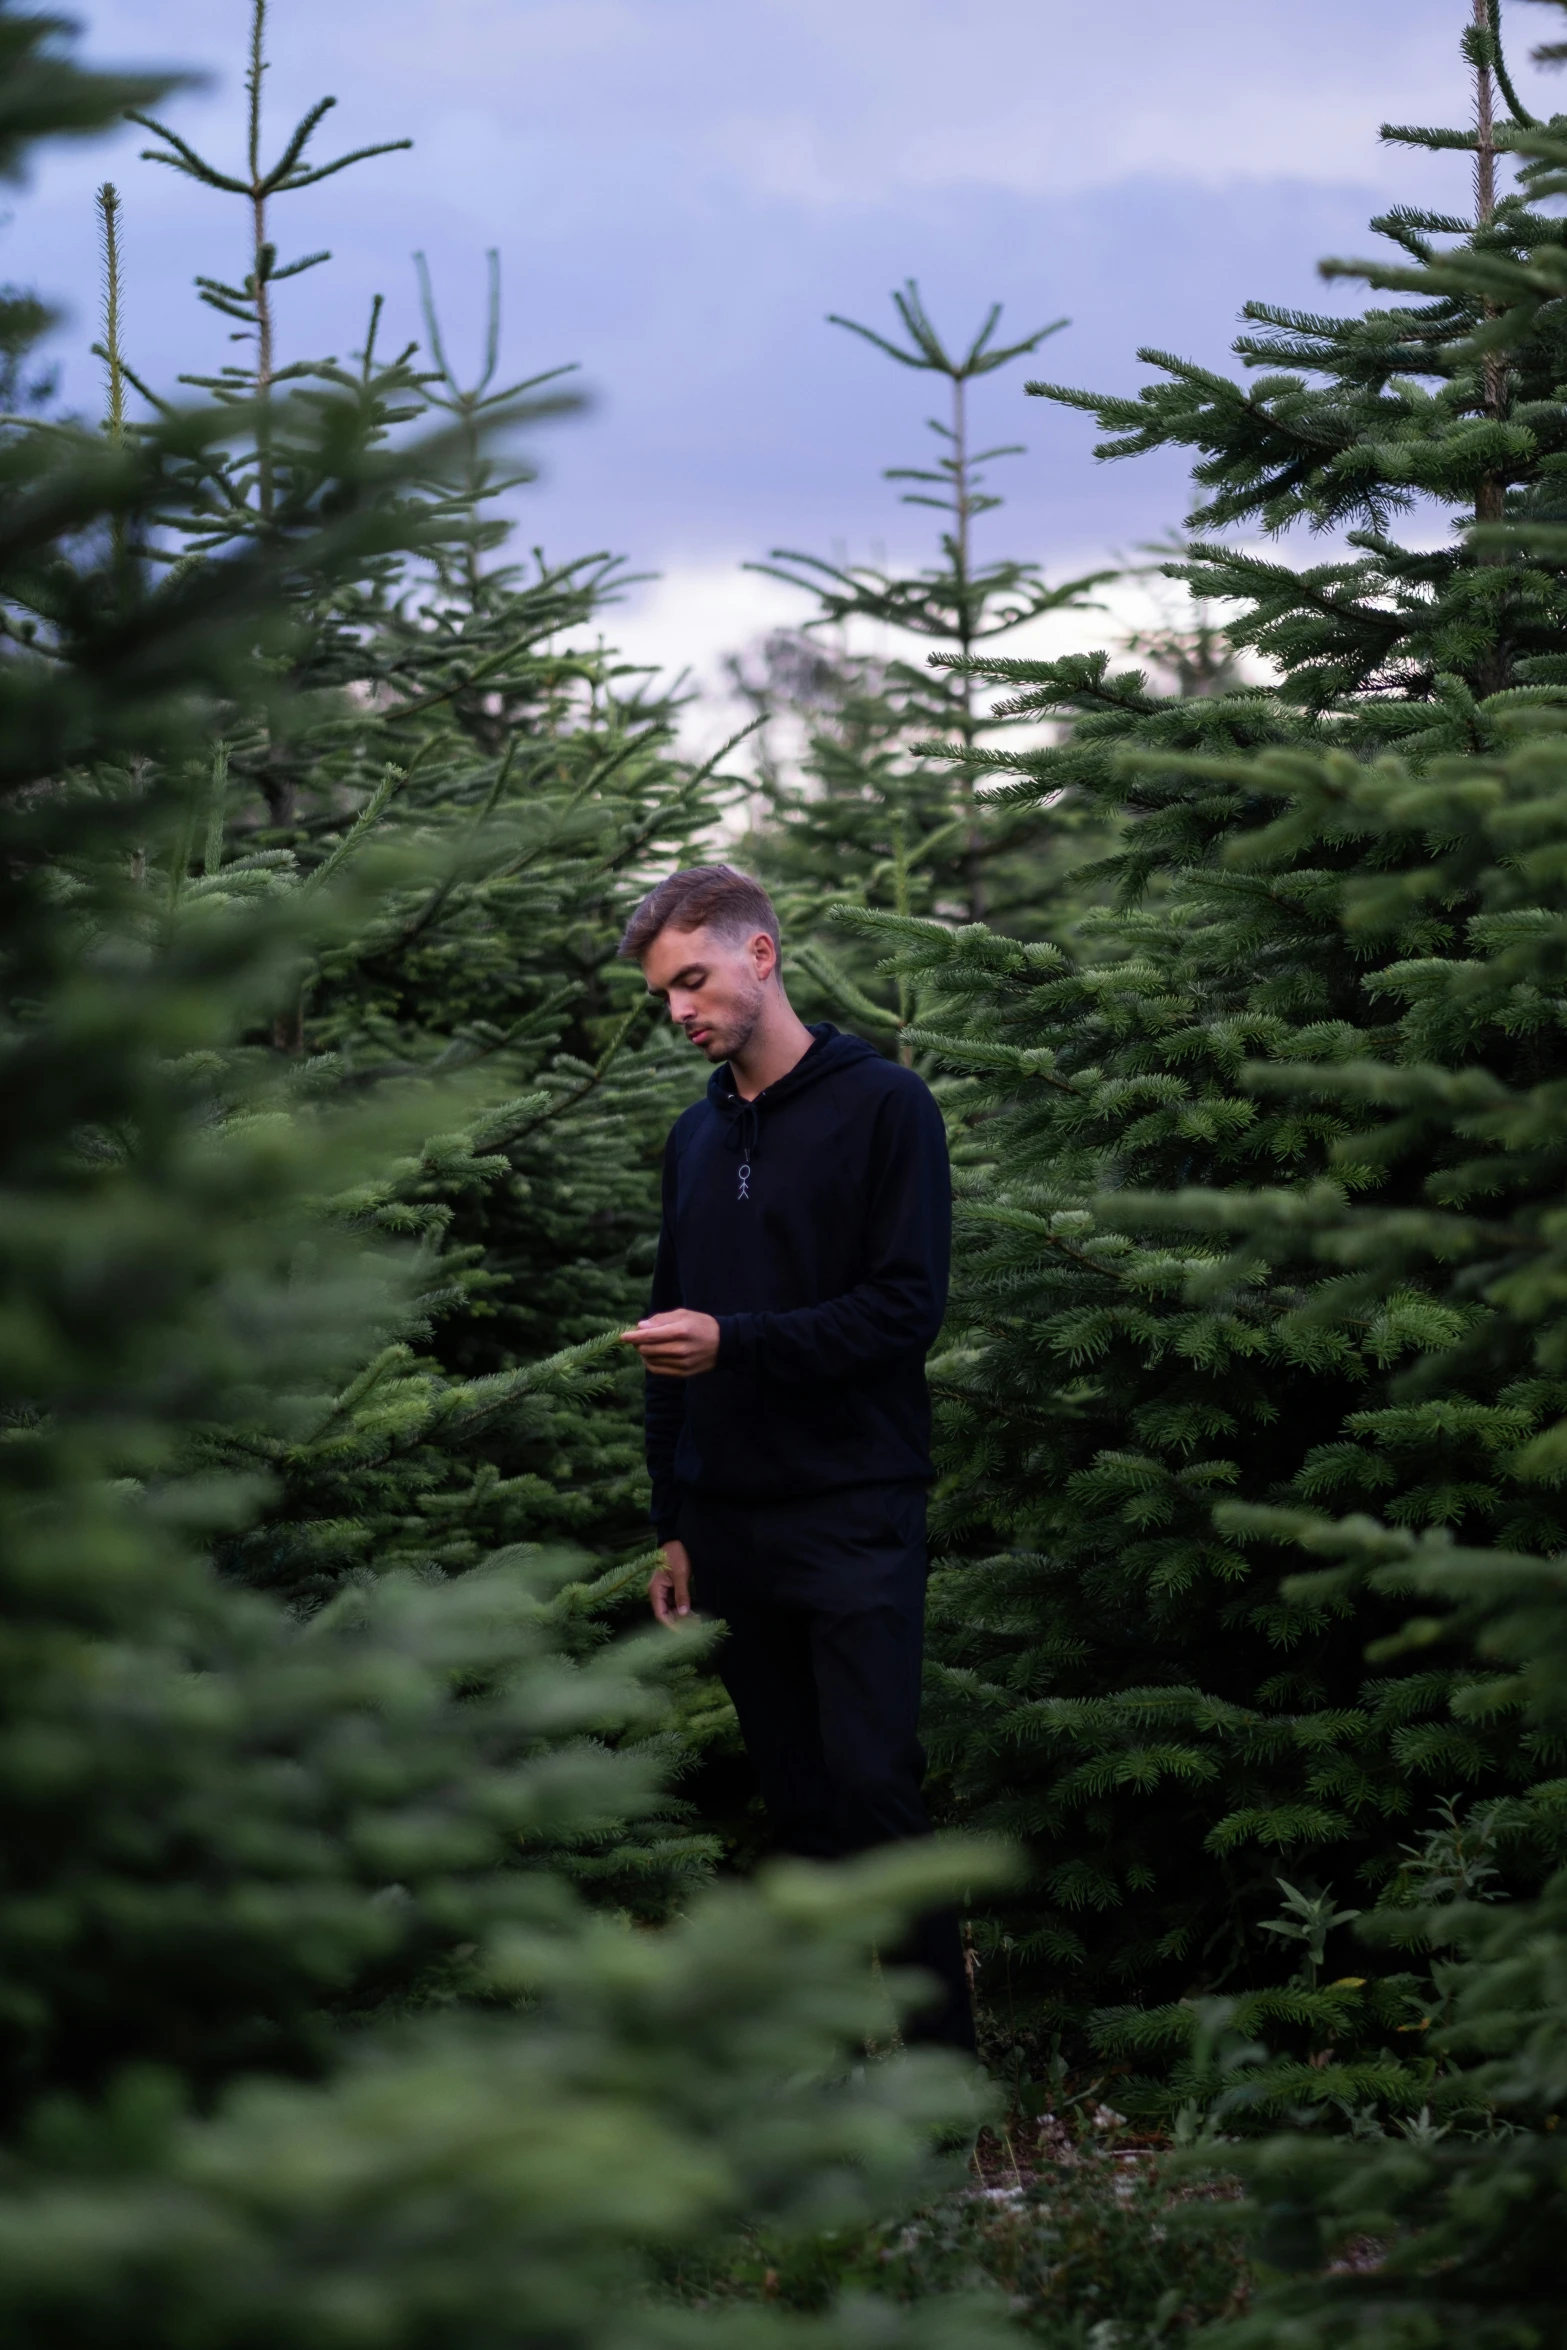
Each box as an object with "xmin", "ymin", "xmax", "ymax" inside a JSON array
[{"xmin": 616, "ymin": 863, "xmax": 974, "ymax": 2053}]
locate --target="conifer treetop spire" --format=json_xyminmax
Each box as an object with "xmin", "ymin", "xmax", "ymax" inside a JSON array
[
  {"xmin": 128, "ymin": 0, "xmax": 411, "ymax": 518},
  {"xmin": 93, "ymin": 180, "xmax": 122, "ymax": 445},
  {"xmin": 1474, "ymin": 0, "xmax": 1500, "ymax": 227},
  {"xmin": 1471, "ymin": 0, "xmax": 1509, "ymax": 527},
  {"xmin": 737, "ymin": 284, "xmax": 1113, "ymax": 963},
  {"xmin": 825, "ymin": 281, "xmax": 1070, "ymax": 705},
  {"xmin": 413, "ymin": 247, "xmax": 581, "ymax": 603}
]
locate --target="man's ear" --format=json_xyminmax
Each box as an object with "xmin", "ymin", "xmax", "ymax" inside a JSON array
[{"xmin": 751, "ymin": 929, "xmax": 779, "ymax": 983}]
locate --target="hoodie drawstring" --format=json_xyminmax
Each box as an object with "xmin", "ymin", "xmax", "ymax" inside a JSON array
[
  {"xmin": 710, "ymin": 1026, "xmax": 845, "ymax": 1204},
  {"xmin": 720, "ymin": 1095, "xmax": 761, "ymax": 1202}
]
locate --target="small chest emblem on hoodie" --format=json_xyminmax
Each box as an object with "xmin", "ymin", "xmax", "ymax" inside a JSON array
[{"xmin": 737, "ymin": 1160, "xmax": 751, "ymax": 1202}]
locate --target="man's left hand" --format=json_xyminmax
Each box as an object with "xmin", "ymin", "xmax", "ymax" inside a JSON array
[{"xmin": 618, "ymin": 1308, "xmax": 720, "ymax": 1377}]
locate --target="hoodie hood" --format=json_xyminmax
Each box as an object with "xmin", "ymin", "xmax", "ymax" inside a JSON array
[{"xmin": 708, "ymin": 1023, "xmax": 881, "ymax": 1159}]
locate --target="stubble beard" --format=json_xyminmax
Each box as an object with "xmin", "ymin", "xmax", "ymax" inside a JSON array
[{"xmin": 693, "ymin": 977, "xmax": 765, "ymax": 1065}]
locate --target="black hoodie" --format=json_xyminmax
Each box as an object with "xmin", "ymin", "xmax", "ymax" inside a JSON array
[{"xmin": 643, "ymin": 1023, "xmax": 951, "ymax": 1537}]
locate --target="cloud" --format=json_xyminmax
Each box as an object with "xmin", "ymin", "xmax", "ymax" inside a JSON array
[
  {"xmin": 28, "ymin": 0, "xmax": 1530, "ymax": 718},
  {"xmin": 611, "ymin": 551, "xmax": 1257, "ymax": 762},
  {"xmin": 695, "ymin": 3, "xmax": 1469, "ymax": 202},
  {"xmin": 71, "ymin": 0, "xmax": 1542, "ymax": 212}
]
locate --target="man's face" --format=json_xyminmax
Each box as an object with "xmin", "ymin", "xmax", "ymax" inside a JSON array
[{"xmin": 640, "ymin": 922, "xmax": 774, "ymax": 1063}]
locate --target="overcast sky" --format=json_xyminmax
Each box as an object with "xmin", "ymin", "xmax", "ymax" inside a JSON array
[{"xmin": 16, "ymin": 1, "xmax": 1558, "ymax": 696}]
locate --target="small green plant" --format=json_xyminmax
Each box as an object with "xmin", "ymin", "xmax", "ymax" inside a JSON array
[
  {"xmin": 1395, "ymin": 1793, "xmax": 1506, "ymax": 1908},
  {"xmin": 1257, "ymin": 1883, "xmax": 1363, "ymax": 1990}
]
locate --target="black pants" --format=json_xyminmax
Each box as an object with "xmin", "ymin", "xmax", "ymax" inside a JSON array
[{"xmin": 682, "ymin": 1479, "xmax": 976, "ymax": 2054}]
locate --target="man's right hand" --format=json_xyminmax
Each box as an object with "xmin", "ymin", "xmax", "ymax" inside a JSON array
[{"xmin": 649, "ymin": 1539, "xmax": 693, "ymax": 1627}]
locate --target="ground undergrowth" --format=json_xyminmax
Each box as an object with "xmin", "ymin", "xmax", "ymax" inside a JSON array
[{"xmin": 662, "ymin": 2104, "xmax": 1252, "ymax": 2343}]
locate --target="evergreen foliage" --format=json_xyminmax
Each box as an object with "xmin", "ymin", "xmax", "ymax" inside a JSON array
[
  {"xmin": 112, "ymin": 3, "xmax": 730, "ymax": 1615},
  {"xmin": 1162, "ymin": 700, "xmax": 1567, "ymax": 2348},
  {"xmin": 0, "ymin": 14, "xmax": 1011, "ymax": 2348},
  {"xmin": 733, "ymin": 288, "xmax": 1113, "ymax": 1049},
  {"xmin": 1170, "ymin": 12, "xmax": 1567, "ymax": 2335},
  {"xmin": 36, "ymin": 0, "xmax": 1567, "ymax": 2327},
  {"xmin": 827, "ymin": 0, "xmax": 1567, "ymax": 2107}
]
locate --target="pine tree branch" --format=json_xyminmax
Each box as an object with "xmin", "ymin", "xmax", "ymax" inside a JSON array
[
  {"xmin": 262, "ymin": 93, "xmax": 336, "ymax": 188},
  {"xmin": 128, "ymin": 114, "xmax": 249, "ymax": 194},
  {"xmin": 505, "ymin": 998, "xmax": 660, "ymax": 1143},
  {"xmin": 282, "ymin": 138, "xmax": 413, "ymax": 191},
  {"xmin": 390, "ymin": 742, "xmax": 518, "ymax": 946},
  {"xmin": 1480, "ymin": 0, "xmax": 1539, "ymax": 129}
]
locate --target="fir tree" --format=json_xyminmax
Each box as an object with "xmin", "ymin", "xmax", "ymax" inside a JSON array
[
  {"xmin": 834, "ymin": 0, "xmax": 1567, "ymax": 2093},
  {"xmin": 0, "ymin": 14, "xmax": 1011, "ymax": 2349},
  {"xmin": 1127, "ymin": 11, "xmax": 1567, "ymax": 2335},
  {"xmin": 735, "ymin": 285, "xmax": 1112, "ymax": 1048},
  {"xmin": 104, "ymin": 1, "xmax": 740, "ymax": 1658},
  {"xmin": 1147, "ymin": 707, "xmax": 1567, "ymax": 2348}
]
